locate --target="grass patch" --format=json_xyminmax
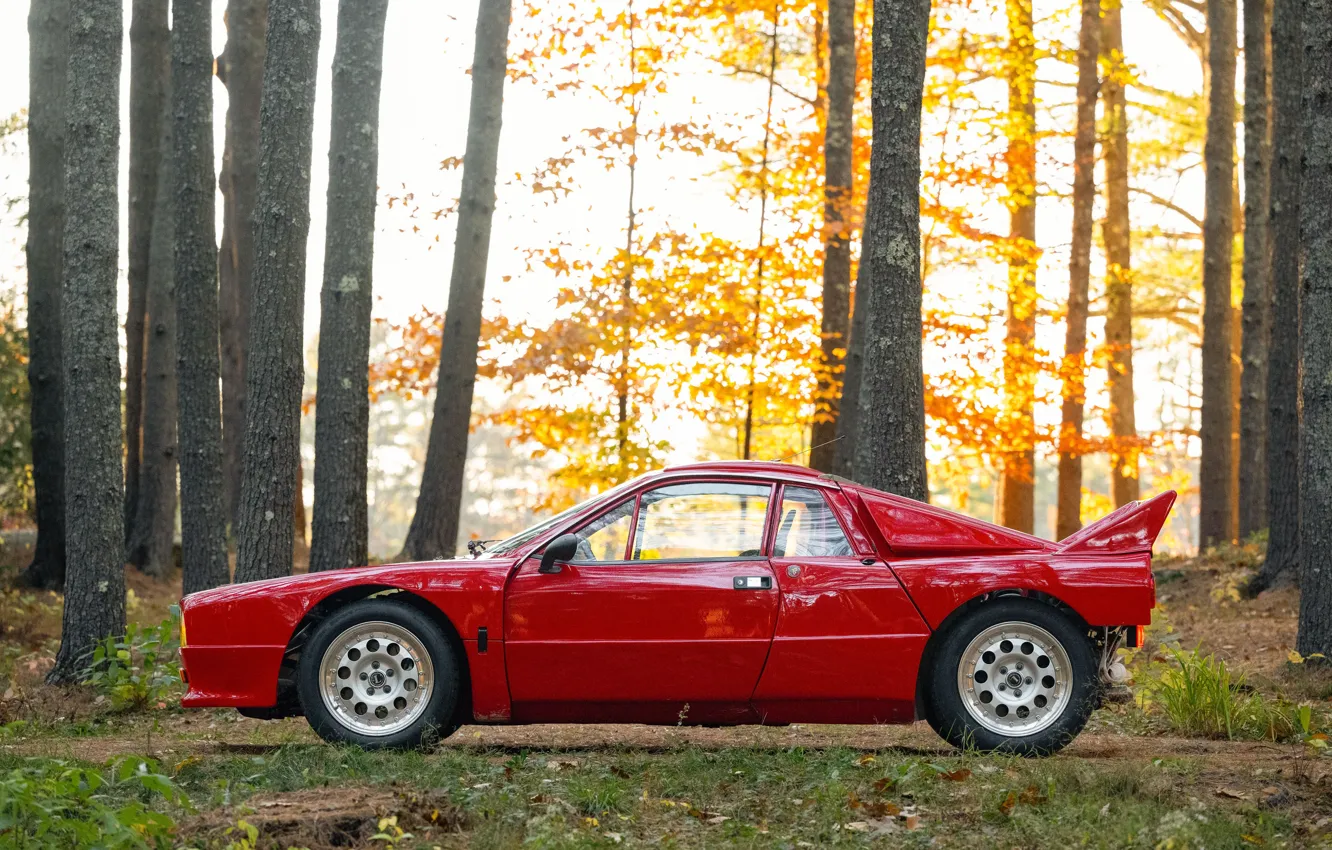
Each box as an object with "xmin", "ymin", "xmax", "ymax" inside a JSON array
[{"xmin": 1143, "ymin": 650, "xmax": 1307, "ymax": 741}]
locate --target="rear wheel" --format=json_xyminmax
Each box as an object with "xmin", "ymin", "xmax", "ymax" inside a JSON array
[
  {"xmin": 923, "ymin": 597, "xmax": 1097, "ymax": 755},
  {"xmin": 298, "ymin": 599, "xmax": 460, "ymax": 749}
]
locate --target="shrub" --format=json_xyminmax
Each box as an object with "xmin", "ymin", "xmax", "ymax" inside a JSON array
[
  {"xmin": 82, "ymin": 618, "xmax": 182, "ymax": 712},
  {"xmin": 1146, "ymin": 649, "xmax": 1302, "ymax": 741},
  {"xmin": 0, "ymin": 757, "xmax": 187, "ymax": 848}
]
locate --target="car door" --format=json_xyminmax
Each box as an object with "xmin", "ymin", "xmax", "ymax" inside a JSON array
[
  {"xmin": 505, "ymin": 480, "xmax": 781, "ymax": 724},
  {"xmin": 753, "ymin": 484, "xmax": 931, "ymax": 723}
]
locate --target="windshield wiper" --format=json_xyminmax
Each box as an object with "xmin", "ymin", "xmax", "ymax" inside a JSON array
[{"xmin": 466, "ymin": 539, "xmax": 500, "ymax": 558}]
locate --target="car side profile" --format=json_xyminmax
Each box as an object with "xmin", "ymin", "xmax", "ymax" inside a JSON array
[{"xmin": 178, "ymin": 461, "xmax": 1175, "ymax": 755}]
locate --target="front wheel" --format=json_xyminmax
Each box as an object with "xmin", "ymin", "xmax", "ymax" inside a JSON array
[
  {"xmin": 297, "ymin": 599, "xmax": 461, "ymax": 749},
  {"xmin": 923, "ymin": 598, "xmax": 1098, "ymax": 756}
]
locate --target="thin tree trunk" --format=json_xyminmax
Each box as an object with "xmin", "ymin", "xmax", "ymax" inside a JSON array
[
  {"xmin": 1238, "ymin": 0, "xmax": 1273, "ymax": 538},
  {"xmin": 1057, "ymin": 0, "xmax": 1101, "ymax": 541},
  {"xmin": 1102, "ymin": 1, "xmax": 1138, "ymax": 507},
  {"xmin": 126, "ymin": 97, "xmax": 177, "ymax": 580},
  {"xmin": 852, "ymin": 0, "xmax": 930, "ymax": 500},
  {"xmin": 615, "ymin": 6, "xmax": 639, "ymax": 478},
  {"xmin": 123, "ymin": 0, "xmax": 170, "ymax": 545},
  {"xmin": 399, "ymin": 0, "xmax": 512, "ymax": 561},
  {"xmin": 1249, "ymin": 0, "xmax": 1302, "ymax": 594},
  {"xmin": 234, "ymin": 0, "xmax": 320, "ymax": 584},
  {"xmin": 1297, "ymin": 0, "xmax": 1332, "ymax": 657},
  {"xmin": 999, "ymin": 0, "xmax": 1038, "ymax": 533},
  {"xmin": 17, "ymin": 0, "xmax": 69, "ymax": 591},
  {"xmin": 742, "ymin": 2, "xmax": 779, "ymax": 462},
  {"xmin": 174, "ymin": 0, "xmax": 231, "ymax": 596},
  {"xmin": 810, "ymin": 0, "xmax": 855, "ymax": 473},
  {"xmin": 49, "ymin": 0, "xmax": 125, "ymax": 683},
  {"xmin": 218, "ymin": 0, "xmax": 268, "ymax": 532},
  {"xmin": 835, "ymin": 262, "xmax": 867, "ymax": 479},
  {"xmin": 1199, "ymin": 0, "xmax": 1238, "ymax": 548},
  {"xmin": 310, "ymin": 0, "xmax": 388, "ymax": 572}
]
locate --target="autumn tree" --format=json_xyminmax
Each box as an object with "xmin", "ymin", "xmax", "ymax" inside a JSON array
[
  {"xmin": 234, "ymin": 0, "xmax": 320, "ymax": 584},
  {"xmin": 125, "ymin": 98, "xmax": 177, "ymax": 579},
  {"xmin": 1056, "ymin": 0, "xmax": 1101, "ymax": 540},
  {"xmin": 49, "ymin": 0, "xmax": 125, "ymax": 683},
  {"xmin": 17, "ymin": 0, "xmax": 69, "ymax": 591},
  {"xmin": 809, "ymin": 0, "xmax": 856, "ymax": 472},
  {"xmin": 174, "ymin": 0, "xmax": 231, "ymax": 594},
  {"xmin": 853, "ymin": 0, "xmax": 930, "ymax": 499},
  {"xmin": 123, "ymin": 0, "xmax": 169, "ymax": 544},
  {"xmin": 310, "ymin": 0, "xmax": 390, "ymax": 572},
  {"xmin": 1248, "ymin": 0, "xmax": 1302, "ymax": 593},
  {"xmin": 1198, "ymin": 0, "xmax": 1237, "ymax": 547},
  {"xmin": 218, "ymin": 0, "xmax": 268, "ymax": 528}
]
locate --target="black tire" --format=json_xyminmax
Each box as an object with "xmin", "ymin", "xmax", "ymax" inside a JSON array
[
  {"xmin": 297, "ymin": 599, "xmax": 461, "ymax": 750},
  {"xmin": 922, "ymin": 597, "xmax": 1098, "ymax": 756}
]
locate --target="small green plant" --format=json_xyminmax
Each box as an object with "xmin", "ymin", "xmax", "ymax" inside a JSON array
[
  {"xmin": 0, "ymin": 756, "xmax": 188, "ymax": 848},
  {"xmin": 1146, "ymin": 649, "xmax": 1302, "ymax": 741},
  {"xmin": 82, "ymin": 617, "xmax": 182, "ymax": 711}
]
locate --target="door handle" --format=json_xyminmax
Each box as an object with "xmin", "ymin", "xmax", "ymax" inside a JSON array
[{"xmin": 733, "ymin": 576, "xmax": 772, "ymax": 590}]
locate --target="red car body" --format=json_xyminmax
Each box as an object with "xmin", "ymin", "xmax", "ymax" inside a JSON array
[{"xmin": 179, "ymin": 461, "xmax": 1174, "ymax": 728}]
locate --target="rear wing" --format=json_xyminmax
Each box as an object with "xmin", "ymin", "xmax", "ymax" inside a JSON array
[{"xmin": 1056, "ymin": 490, "xmax": 1177, "ymax": 555}]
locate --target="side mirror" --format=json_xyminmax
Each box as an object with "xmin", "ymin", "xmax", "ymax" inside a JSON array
[{"xmin": 539, "ymin": 533, "xmax": 580, "ymax": 574}]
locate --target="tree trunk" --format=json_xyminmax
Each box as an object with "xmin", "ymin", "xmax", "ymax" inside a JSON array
[
  {"xmin": 174, "ymin": 0, "xmax": 231, "ymax": 596},
  {"xmin": 309, "ymin": 0, "xmax": 388, "ymax": 573},
  {"xmin": 49, "ymin": 0, "xmax": 126, "ymax": 684},
  {"xmin": 1297, "ymin": 0, "xmax": 1332, "ymax": 657},
  {"xmin": 1238, "ymin": 0, "xmax": 1273, "ymax": 538},
  {"xmin": 1199, "ymin": 0, "xmax": 1238, "ymax": 548},
  {"xmin": 1057, "ymin": 0, "xmax": 1101, "ymax": 541},
  {"xmin": 851, "ymin": 0, "xmax": 930, "ymax": 501},
  {"xmin": 126, "ymin": 97, "xmax": 177, "ymax": 580},
  {"xmin": 123, "ymin": 0, "xmax": 170, "ymax": 545},
  {"xmin": 17, "ymin": 0, "xmax": 69, "ymax": 591},
  {"xmin": 218, "ymin": 0, "xmax": 268, "ymax": 532},
  {"xmin": 1249, "ymin": 0, "xmax": 1302, "ymax": 594},
  {"xmin": 999, "ymin": 0, "xmax": 1038, "ymax": 533},
  {"xmin": 400, "ymin": 0, "xmax": 512, "ymax": 561},
  {"xmin": 834, "ymin": 269, "xmax": 866, "ymax": 480},
  {"xmin": 234, "ymin": 0, "xmax": 320, "ymax": 584},
  {"xmin": 1102, "ymin": 2, "xmax": 1138, "ymax": 507},
  {"xmin": 810, "ymin": 0, "xmax": 855, "ymax": 473}
]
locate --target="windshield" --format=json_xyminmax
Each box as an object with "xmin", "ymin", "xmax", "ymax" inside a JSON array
[{"xmin": 477, "ymin": 479, "xmax": 640, "ymax": 557}]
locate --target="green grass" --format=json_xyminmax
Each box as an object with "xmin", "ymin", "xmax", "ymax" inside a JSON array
[
  {"xmin": 0, "ymin": 741, "xmax": 1300, "ymax": 849},
  {"xmin": 1144, "ymin": 650, "xmax": 1305, "ymax": 741}
]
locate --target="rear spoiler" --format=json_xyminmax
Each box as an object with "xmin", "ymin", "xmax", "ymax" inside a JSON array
[{"xmin": 1055, "ymin": 490, "xmax": 1177, "ymax": 555}]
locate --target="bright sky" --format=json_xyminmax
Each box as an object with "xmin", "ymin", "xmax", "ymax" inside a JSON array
[{"xmin": 0, "ymin": 0, "xmax": 1218, "ymax": 548}]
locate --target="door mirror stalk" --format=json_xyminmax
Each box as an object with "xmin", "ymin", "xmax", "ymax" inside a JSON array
[{"xmin": 540, "ymin": 533, "xmax": 580, "ymax": 574}]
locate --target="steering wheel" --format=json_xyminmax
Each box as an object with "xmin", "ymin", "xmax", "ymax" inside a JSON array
[{"xmin": 574, "ymin": 535, "xmax": 596, "ymax": 561}]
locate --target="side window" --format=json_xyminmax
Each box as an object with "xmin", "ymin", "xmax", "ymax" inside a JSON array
[
  {"xmin": 632, "ymin": 482, "xmax": 771, "ymax": 560},
  {"xmin": 571, "ymin": 498, "xmax": 636, "ymax": 562},
  {"xmin": 773, "ymin": 486, "xmax": 853, "ymax": 557}
]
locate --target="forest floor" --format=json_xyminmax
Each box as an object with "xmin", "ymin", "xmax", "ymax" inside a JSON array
[{"xmin": 2, "ymin": 537, "xmax": 1332, "ymax": 848}]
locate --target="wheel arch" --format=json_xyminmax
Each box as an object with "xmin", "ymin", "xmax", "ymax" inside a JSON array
[{"xmin": 913, "ymin": 588, "xmax": 1089, "ymax": 721}]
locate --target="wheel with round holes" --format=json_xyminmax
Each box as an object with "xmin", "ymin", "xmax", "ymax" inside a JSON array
[
  {"xmin": 923, "ymin": 597, "xmax": 1098, "ymax": 756},
  {"xmin": 297, "ymin": 599, "xmax": 460, "ymax": 749}
]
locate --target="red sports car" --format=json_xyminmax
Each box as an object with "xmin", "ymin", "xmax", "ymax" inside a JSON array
[{"xmin": 179, "ymin": 461, "xmax": 1174, "ymax": 755}]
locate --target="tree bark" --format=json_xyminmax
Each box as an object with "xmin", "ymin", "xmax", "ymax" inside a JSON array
[
  {"xmin": 834, "ymin": 269, "xmax": 866, "ymax": 480},
  {"xmin": 1102, "ymin": 1, "xmax": 1139, "ymax": 507},
  {"xmin": 17, "ymin": 0, "xmax": 69, "ymax": 591},
  {"xmin": 1238, "ymin": 0, "xmax": 1273, "ymax": 538},
  {"xmin": 1297, "ymin": 0, "xmax": 1332, "ymax": 657},
  {"xmin": 234, "ymin": 0, "xmax": 320, "ymax": 584},
  {"xmin": 310, "ymin": 0, "xmax": 388, "ymax": 572},
  {"xmin": 999, "ymin": 0, "xmax": 1038, "ymax": 533},
  {"xmin": 123, "ymin": 0, "xmax": 170, "ymax": 545},
  {"xmin": 49, "ymin": 0, "xmax": 126, "ymax": 683},
  {"xmin": 400, "ymin": 0, "xmax": 512, "ymax": 561},
  {"xmin": 174, "ymin": 0, "xmax": 231, "ymax": 596},
  {"xmin": 1199, "ymin": 0, "xmax": 1238, "ymax": 548},
  {"xmin": 1249, "ymin": 0, "xmax": 1302, "ymax": 594},
  {"xmin": 126, "ymin": 97, "xmax": 177, "ymax": 580},
  {"xmin": 851, "ymin": 0, "xmax": 930, "ymax": 501},
  {"xmin": 810, "ymin": 0, "xmax": 855, "ymax": 473},
  {"xmin": 218, "ymin": 0, "xmax": 268, "ymax": 532},
  {"xmin": 1057, "ymin": 0, "xmax": 1101, "ymax": 541}
]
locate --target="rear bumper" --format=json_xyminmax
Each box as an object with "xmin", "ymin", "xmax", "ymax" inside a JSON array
[{"xmin": 179, "ymin": 645, "xmax": 286, "ymax": 708}]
